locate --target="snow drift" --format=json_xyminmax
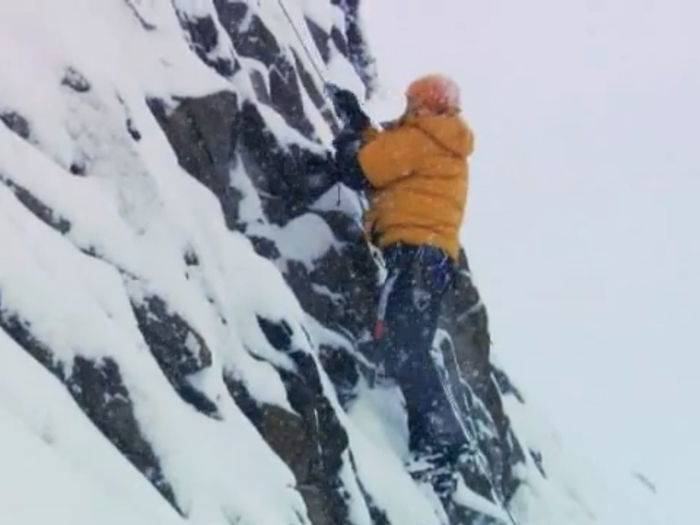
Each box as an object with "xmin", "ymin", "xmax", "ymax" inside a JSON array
[{"xmin": 0, "ymin": 1, "xmax": 662, "ymax": 524}]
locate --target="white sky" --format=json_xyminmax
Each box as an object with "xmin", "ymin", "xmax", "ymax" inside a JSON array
[{"xmin": 360, "ymin": 0, "xmax": 700, "ymax": 520}]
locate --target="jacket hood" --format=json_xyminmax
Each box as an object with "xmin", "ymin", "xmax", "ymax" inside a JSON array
[{"xmin": 405, "ymin": 113, "xmax": 475, "ymax": 158}]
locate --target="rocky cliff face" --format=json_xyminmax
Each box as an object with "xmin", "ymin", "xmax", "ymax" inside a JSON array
[{"xmin": 0, "ymin": 1, "xmax": 571, "ymax": 525}]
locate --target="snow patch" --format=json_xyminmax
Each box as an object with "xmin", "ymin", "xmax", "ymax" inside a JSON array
[{"xmin": 273, "ymin": 213, "xmax": 340, "ymax": 270}]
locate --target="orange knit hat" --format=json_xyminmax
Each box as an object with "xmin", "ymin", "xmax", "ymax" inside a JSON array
[{"xmin": 405, "ymin": 74, "xmax": 461, "ymax": 113}]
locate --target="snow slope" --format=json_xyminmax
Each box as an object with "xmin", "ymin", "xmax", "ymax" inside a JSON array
[{"xmin": 0, "ymin": 1, "xmax": 663, "ymax": 524}]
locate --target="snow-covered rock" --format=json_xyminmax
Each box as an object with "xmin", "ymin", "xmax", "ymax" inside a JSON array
[{"xmin": 0, "ymin": 1, "xmax": 661, "ymax": 525}]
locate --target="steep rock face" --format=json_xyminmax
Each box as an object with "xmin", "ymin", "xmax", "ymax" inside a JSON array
[
  {"xmin": 158, "ymin": 0, "xmax": 523, "ymax": 520},
  {"xmin": 0, "ymin": 1, "xmax": 542, "ymax": 525}
]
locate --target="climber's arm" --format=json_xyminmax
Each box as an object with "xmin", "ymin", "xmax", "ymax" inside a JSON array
[{"xmin": 357, "ymin": 126, "xmax": 424, "ymax": 189}]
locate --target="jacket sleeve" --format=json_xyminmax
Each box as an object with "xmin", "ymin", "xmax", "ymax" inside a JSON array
[{"xmin": 357, "ymin": 126, "xmax": 424, "ymax": 189}]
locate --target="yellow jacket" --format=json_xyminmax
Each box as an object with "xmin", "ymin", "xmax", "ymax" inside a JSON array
[{"xmin": 357, "ymin": 111, "xmax": 474, "ymax": 261}]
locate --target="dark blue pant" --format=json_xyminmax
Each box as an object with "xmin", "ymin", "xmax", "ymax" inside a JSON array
[{"xmin": 376, "ymin": 243, "xmax": 463, "ymax": 452}]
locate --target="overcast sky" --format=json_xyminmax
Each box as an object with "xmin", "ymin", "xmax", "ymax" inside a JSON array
[{"xmin": 360, "ymin": 0, "xmax": 699, "ymax": 520}]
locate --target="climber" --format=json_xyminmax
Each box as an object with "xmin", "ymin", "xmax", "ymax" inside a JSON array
[{"xmin": 329, "ymin": 74, "xmax": 475, "ymax": 494}]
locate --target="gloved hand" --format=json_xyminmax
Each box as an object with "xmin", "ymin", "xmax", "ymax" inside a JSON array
[
  {"xmin": 332, "ymin": 127, "xmax": 361, "ymax": 156},
  {"xmin": 331, "ymin": 127, "xmax": 370, "ymax": 191},
  {"xmin": 326, "ymin": 84, "xmax": 371, "ymax": 132}
]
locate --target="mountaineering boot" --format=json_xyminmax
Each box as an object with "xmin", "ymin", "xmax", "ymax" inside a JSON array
[
  {"xmin": 406, "ymin": 416, "xmax": 477, "ymax": 501},
  {"xmin": 407, "ymin": 447, "xmax": 459, "ymax": 499}
]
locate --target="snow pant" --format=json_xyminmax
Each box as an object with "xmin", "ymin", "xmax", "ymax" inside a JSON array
[{"xmin": 376, "ymin": 243, "xmax": 464, "ymax": 453}]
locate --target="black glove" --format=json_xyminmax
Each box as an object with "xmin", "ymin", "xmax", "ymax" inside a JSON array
[
  {"xmin": 327, "ymin": 84, "xmax": 371, "ymax": 132},
  {"xmin": 332, "ymin": 127, "xmax": 361, "ymax": 156},
  {"xmin": 332, "ymin": 128, "xmax": 370, "ymax": 191}
]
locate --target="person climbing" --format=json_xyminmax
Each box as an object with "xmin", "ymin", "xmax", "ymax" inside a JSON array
[{"xmin": 328, "ymin": 74, "xmax": 475, "ymax": 496}]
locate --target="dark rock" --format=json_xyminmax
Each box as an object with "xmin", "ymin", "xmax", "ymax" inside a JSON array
[
  {"xmin": 306, "ymin": 18, "xmax": 331, "ymax": 63},
  {"xmin": 175, "ymin": 380, "xmax": 221, "ymax": 419},
  {"xmin": 285, "ymin": 350, "xmax": 349, "ymax": 464},
  {"xmin": 257, "ymin": 315, "xmax": 294, "ymax": 353},
  {"xmin": 284, "ymin": 258, "xmax": 338, "ymax": 327},
  {"xmin": 277, "ymin": 350, "xmax": 353, "ymax": 525},
  {"xmin": 0, "ymin": 110, "xmax": 31, "ymax": 139},
  {"xmin": 262, "ymin": 402, "xmax": 342, "ymax": 525},
  {"xmin": 184, "ymin": 249, "xmax": 200, "ymax": 267},
  {"xmin": 131, "ymin": 293, "xmax": 212, "ymax": 376},
  {"xmin": 214, "ymin": 1, "xmax": 280, "ymax": 65},
  {"xmin": 129, "ymin": 291, "xmax": 217, "ymax": 417},
  {"xmin": 317, "ymin": 343, "xmax": 360, "ymax": 407},
  {"xmin": 0, "ymin": 308, "xmax": 179, "ymax": 511},
  {"xmin": 223, "ymin": 356, "xmax": 352, "ymax": 525},
  {"xmin": 260, "ymin": 403, "xmax": 342, "ymax": 525},
  {"xmin": 259, "ymin": 206, "xmax": 380, "ymax": 407},
  {"xmin": 126, "ymin": 117, "xmax": 142, "ymax": 141},
  {"xmin": 439, "ymin": 250, "xmax": 495, "ymax": 405},
  {"xmin": 0, "ymin": 178, "xmax": 71, "ymax": 234},
  {"xmin": 178, "ymin": 12, "xmax": 216, "ymax": 53},
  {"xmin": 348, "ymin": 452, "xmax": 391, "ymax": 525},
  {"xmin": 492, "ymin": 364, "xmax": 525, "ymax": 403},
  {"xmin": 260, "ymin": 403, "xmax": 317, "ymax": 480},
  {"xmin": 148, "ymin": 92, "xmax": 244, "ymax": 230},
  {"xmin": 269, "ymin": 55, "xmax": 316, "ymax": 137},
  {"xmin": 249, "ymin": 69, "xmax": 271, "ymax": 104},
  {"xmin": 61, "ymin": 67, "xmax": 91, "ymax": 93},
  {"xmin": 69, "ymin": 160, "xmax": 87, "ymax": 176},
  {"xmin": 448, "ymin": 504, "xmax": 510, "ymax": 525},
  {"xmin": 145, "ymin": 0, "xmax": 525, "ymax": 519},
  {"xmin": 438, "ymin": 248, "xmax": 522, "ymax": 501},
  {"xmin": 248, "ymin": 234, "xmax": 281, "ymax": 260},
  {"xmin": 0, "ymin": 0, "xmax": 530, "ymax": 522},
  {"xmin": 234, "ymin": 110, "xmax": 287, "ymax": 224},
  {"xmin": 223, "ymin": 373, "xmax": 264, "ymax": 428},
  {"xmin": 284, "ymin": 210, "xmax": 378, "ymax": 338},
  {"xmin": 124, "ymin": 0, "xmax": 157, "ymax": 31},
  {"xmin": 330, "ymin": 26, "xmax": 348, "ymax": 56},
  {"xmin": 227, "ymin": 300, "xmax": 354, "ymax": 525},
  {"xmin": 214, "ymin": 1, "xmax": 316, "ymax": 135},
  {"xmin": 0, "ymin": 309, "xmax": 58, "ymax": 379},
  {"xmin": 292, "ymin": 52, "xmax": 341, "ymax": 135},
  {"xmin": 530, "ymin": 450, "xmax": 546, "ymax": 477},
  {"xmin": 502, "ymin": 433, "xmax": 527, "ymax": 502},
  {"xmin": 68, "ymin": 356, "xmax": 179, "ymax": 507},
  {"xmin": 114, "ymin": 94, "xmax": 142, "ymax": 141},
  {"xmin": 173, "ymin": 10, "xmax": 238, "ymax": 77},
  {"xmin": 235, "ymin": 102, "xmax": 337, "ymax": 225},
  {"xmin": 332, "ymin": 0, "xmax": 377, "ymax": 95}
]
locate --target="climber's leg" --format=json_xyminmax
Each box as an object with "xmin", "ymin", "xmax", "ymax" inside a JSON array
[{"xmin": 380, "ymin": 244, "xmax": 462, "ymax": 452}]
